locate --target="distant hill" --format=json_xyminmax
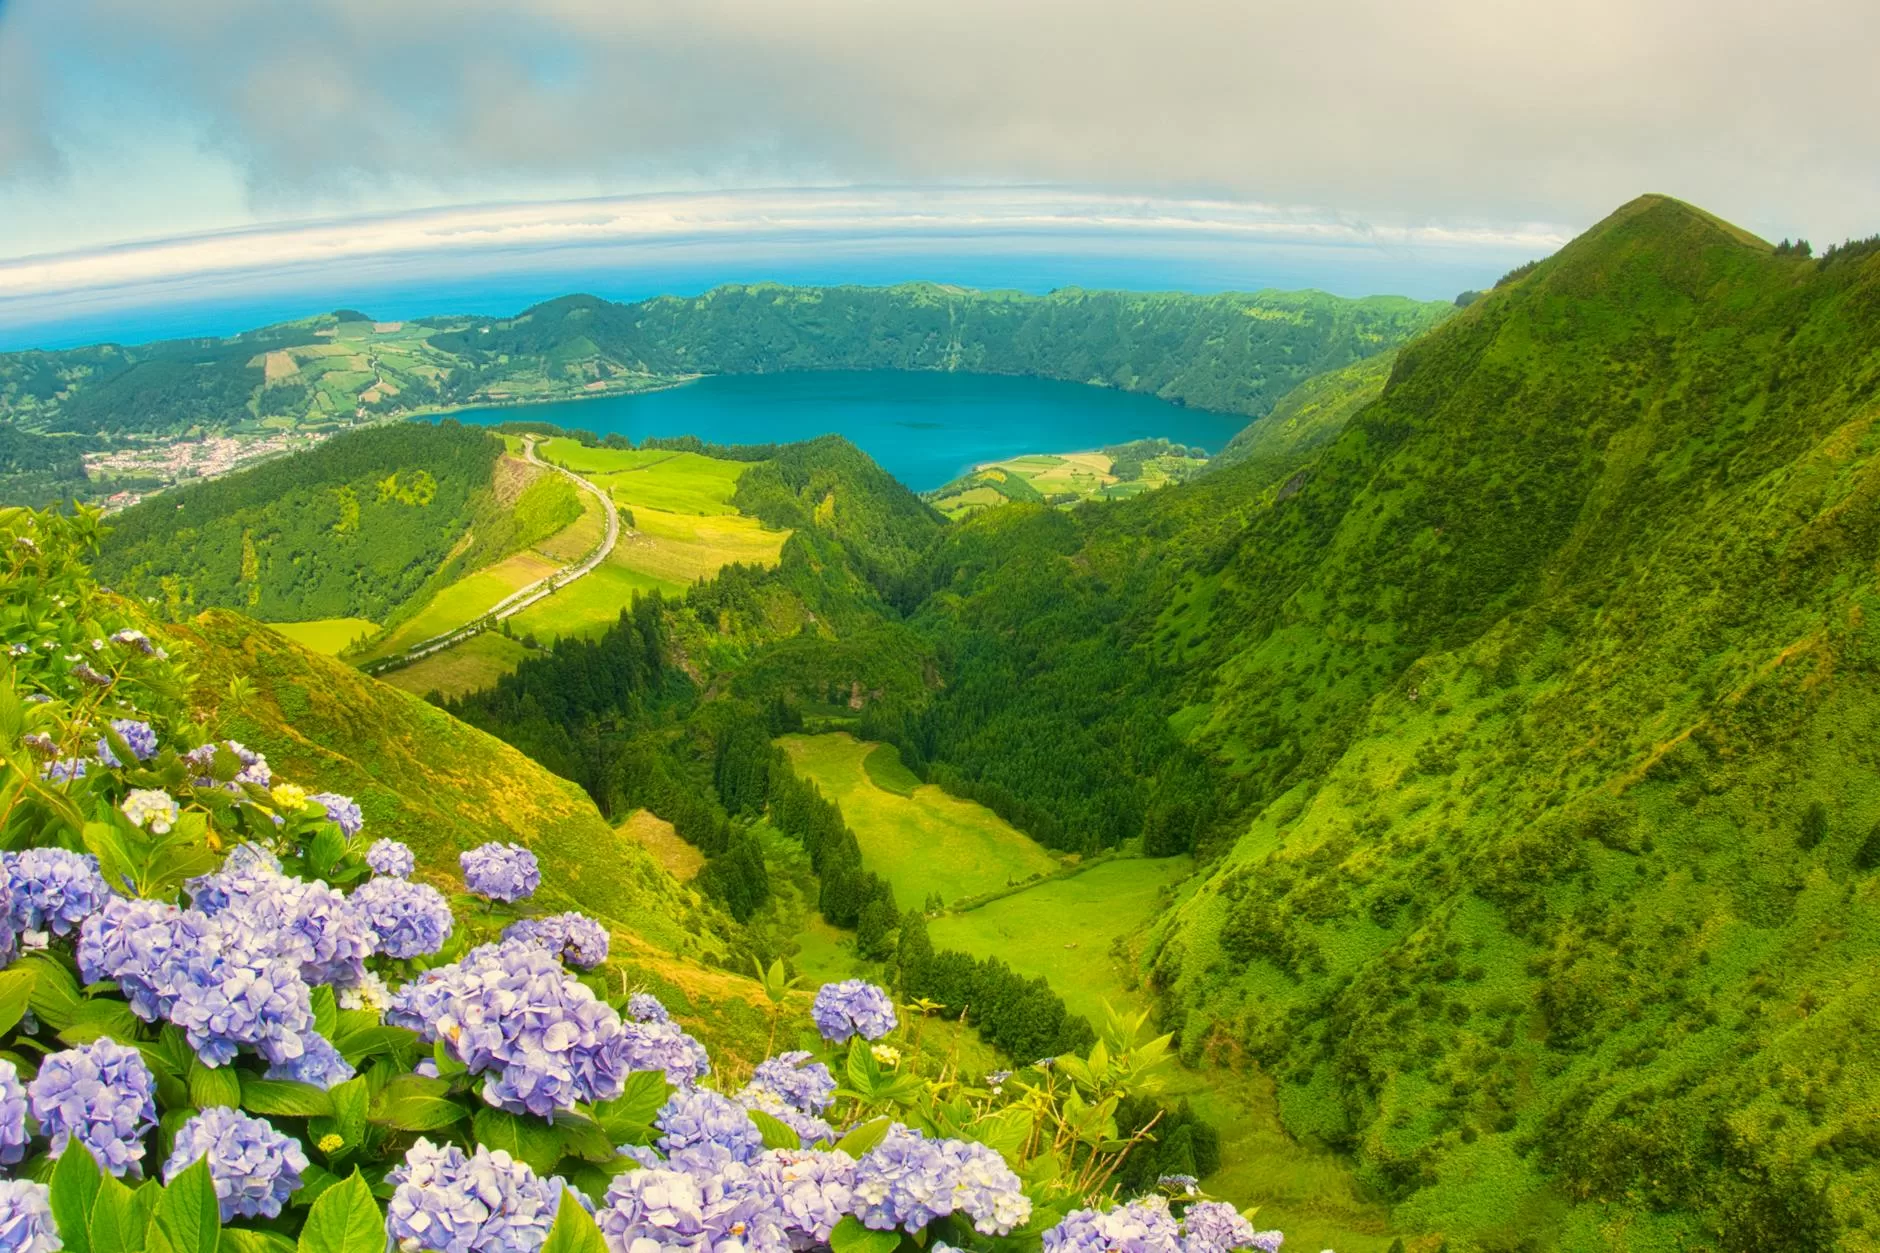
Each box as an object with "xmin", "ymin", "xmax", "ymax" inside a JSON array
[{"xmin": 0, "ymin": 283, "xmax": 1451, "ymax": 506}]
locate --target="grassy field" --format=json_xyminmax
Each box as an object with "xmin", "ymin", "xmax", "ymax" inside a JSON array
[
  {"xmin": 928, "ymin": 446, "xmax": 1208, "ymax": 519},
  {"xmin": 267, "ymin": 617, "xmax": 378, "ymax": 655},
  {"xmin": 928, "ymin": 856, "xmax": 1193, "ymax": 1025},
  {"xmin": 358, "ymin": 549, "xmax": 560, "ymax": 660},
  {"xmin": 618, "ymin": 809, "xmax": 705, "ymax": 880},
  {"xmin": 537, "ymin": 441, "xmax": 748, "ymax": 516},
  {"xmin": 379, "ymin": 631, "xmax": 531, "ymax": 700},
  {"xmin": 534, "ymin": 488, "xmax": 607, "ymax": 562},
  {"xmin": 777, "ymin": 732, "xmax": 1060, "ymax": 906}
]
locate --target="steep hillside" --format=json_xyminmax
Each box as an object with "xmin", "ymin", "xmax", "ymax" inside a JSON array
[
  {"xmin": 880, "ymin": 195, "xmax": 1880, "ymax": 1247},
  {"xmin": 172, "ymin": 607, "xmax": 732, "ymax": 964}
]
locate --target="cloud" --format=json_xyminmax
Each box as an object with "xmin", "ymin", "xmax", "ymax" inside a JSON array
[{"xmin": 5, "ymin": 0, "xmax": 1880, "ymax": 253}]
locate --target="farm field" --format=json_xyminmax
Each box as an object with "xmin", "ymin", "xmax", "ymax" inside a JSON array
[
  {"xmin": 357, "ymin": 548, "xmax": 560, "ymax": 661},
  {"xmin": 927, "ymin": 855, "xmax": 1193, "ymax": 1026},
  {"xmin": 378, "ymin": 631, "xmax": 532, "ymax": 700},
  {"xmin": 267, "ymin": 617, "xmax": 378, "ymax": 655},
  {"xmin": 536, "ymin": 440, "xmax": 747, "ymax": 515},
  {"xmin": 776, "ymin": 732, "xmax": 1060, "ymax": 905}
]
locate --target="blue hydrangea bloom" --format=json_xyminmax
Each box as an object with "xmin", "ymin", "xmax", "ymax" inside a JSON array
[
  {"xmin": 810, "ymin": 980, "xmax": 898, "ymax": 1044},
  {"xmin": 387, "ymin": 1138, "xmax": 565, "ymax": 1253},
  {"xmin": 0, "ymin": 1180, "xmax": 59, "ymax": 1253},
  {"xmin": 460, "ymin": 842, "xmax": 540, "ymax": 903},
  {"xmin": 598, "ymin": 1162, "xmax": 791, "ymax": 1253},
  {"xmin": 163, "ymin": 1106, "xmax": 309, "ymax": 1220},
  {"xmin": 353, "ymin": 876, "xmax": 453, "ymax": 958},
  {"xmin": 657, "ymin": 1087, "xmax": 765, "ymax": 1172},
  {"xmin": 39, "ymin": 757, "xmax": 87, "ymax": 783},
  {"xmin": 1179, "ymin": 1202, "xmax": 1265, "ymax": 1253},
  {"xmin": 851, "ymin": 1124, "xmax": 1030, "ymax": 1235},
  {"xmin": 163, "ymin": 918, "xmax": 316, "ymax": 1068},
  {"xmin": 0, "ymin": 1059, "xmax": 28, "ymax": 1166},
  {"xmin": 189, "ymin": 846, "xmax": 377, "ymax": 990},
  {"xmin": 748, "ymin": 1148, "xmax": 857, "ymax": 1245},
  {"xmin": 621, "ymin": 1018, "xmax": 711, "ymax": 1087},
  {"xmin": 627, "ymin": 992, "xmax": 671, "ymax": 1023},
  {"xmin": 749, "ymin": 1051, "xmax": 836, "ymax": 1114},
  {"xmin": 78, "ymin": 895, "xmax": 200, "ymax": 1020},
  {"xmin": 5, "ymin": 847, "xmax": 109, "ymax": 936},
  {"xmin": 28, "ymin": 1039, "xmax": 158, "ymax": 1177},
  {"xmin": 96, "ymin": 718, "xmax": 158, "ymax": 766},
  {"xmin": 264, "ymin": 1031, "xmax": 357, "ymax": 1090},
  {"xmin": 1043, "ymin": 1198, "xmax": 1183, "ymax": 1253},
  {"xmin": 503, "ymin": 912, "xmax": 610, "ymax": 968},
  {"xmin": 314, "ymin": 793, "xmax": 367, "ymax": 838},
  {"xmin": 186, "ymin": 741, "xmax": 271, "ymax": 790},
  {"xmin": 366, "ymin": 837, "xmax": 413, "ymax": 877},
  {"xmin": 387, "ymin": 940, "xmax": 633, "ymax": 1117},
  {"xmin": 736, "ymin": 1084, "xmax": 835, "ymax": 1149}
]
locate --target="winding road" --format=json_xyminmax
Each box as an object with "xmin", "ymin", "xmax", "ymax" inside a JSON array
[{"xmin": 362, "ymin": 437, "xmax": 620, "ymax": 675}]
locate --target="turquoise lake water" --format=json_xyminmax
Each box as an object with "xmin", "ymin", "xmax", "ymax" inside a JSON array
[{"xmin": 444, "ymin": 371, "xmax": 1249, "ymax": 492}]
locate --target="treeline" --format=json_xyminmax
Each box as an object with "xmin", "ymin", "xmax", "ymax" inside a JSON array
[
  {"xmin": 94, "ymin": 421, "xmax": 502, "ymax": 622},
  {"xmin": 895, "ymin": 911, "xmax": 1095, "ymax": 1061},
  {"xmin": 0, "ymin": 426, "xmax": 91, "ymax": 507}
]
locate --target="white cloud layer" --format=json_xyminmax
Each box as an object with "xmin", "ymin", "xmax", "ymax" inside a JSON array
[{"xmin": 3, "ymin": 0, "xmax": 1878, "ymax": 259}]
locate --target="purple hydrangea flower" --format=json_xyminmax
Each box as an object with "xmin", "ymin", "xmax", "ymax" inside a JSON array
[
  {"xmin": 627, "ymin": 992, "xmax": 671, "ymax": 1023},
  {"xmin": 387, "ymin": 939, "xmax": 633, "ymax": 1117},
  {"xmin": 597, "ymin": 1163, "xmax": 790, "ymax": 1253},
  {"xmin": 40, "ymin": 757, "xmax": 87, "ymax": 783},
  {"xmin": 96, "ymin": 718, "xmax": 158, "ymax": 766},
  {"xmin": 29, "ymin": 1039, "xmax": 158, "ymax": 1177},
  {"xmin": 749, "ymin": 1148, "xmax": 856, "ymax": 1245},
  {"xmin": 5, "ymin": 848, "xmax": 110, "ymax": 936},
  {"xmin": 166, "ymin": 920, "xmax": 316, "ymax": 1068},
  {"xmin": 365, "ymin": 837, "xmax": 412, "ymax": 877},
  {"xmin": 0, "ymin": 1180, "xmax": 59, "ymax": 1253},
  {"xmin": 264, "ymin": 1031, "xmax": 357, "ymax": 1091},
  {"xmin": 1044, "ymin": 1198, "xmax": 1183, "ymax": 1253},
  {"xmin": 656, "ymin": 1087, "xmax": 765, "ymax": 1172},
  {"xmin": 0, "ymin": 1059, "xmax": 28, "ymax": 1166},
  {"xmin": 111, "ymin": 628, "xmax": 164, "ymax": 658},
  {"xmin": 1179, "ymin": 1202, "xmax": 1265, "ymax": 1253},
  {"xmin": 736, "ymin": 1085, "xmax": 834, "ymax": 1149},
  {"xmin": 353, "ymin": 876, "xmax": 453, "ymax": 958},
  {"xmin": 460, "ymin": 842, "xmax": 540, "ymax": 903},
  {"xmin": 189, "ymin": 848, "xmax": 377, "ymax": 990},
  {"xmin": 749, "ymin": 1052, "xmax": 836, "ymax": 1114},
  {"xmin": 503, "ymin": 912, "xmax": 610, "ymax": 968},
  {"xmin": 810, "ymin": 980, "xmax": 897, "ymax": 1044},
  {"xmin": 387, "ymin": 1138, "xmax": 565, "ymax": 1253},
  {"xmin": 79, "ymin": 895, "xmax": 200, "ymax": 1020},
  {"xmin": 186, "ymin": 741, "xmax": 270, "ymax": 790},
  {"xmin": 851, "ymin": 1125, "xmax": 1031, "ymax": 1235},
  {"xmin": 621, "ymin": 1018, "xmax": 711, "ymax": 1087},
  {"xmin": 314, "ymin": 793, "xmax": 366, "ymax": 838},
  {"xmin": 163, "ymin": 1106, "xmax": 309, "ymax": 1220}
]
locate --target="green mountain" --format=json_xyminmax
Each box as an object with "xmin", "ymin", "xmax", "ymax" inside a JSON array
[{"xmin": 891, "ymin": 195, "xmax": 1880, "ymax": 1247}]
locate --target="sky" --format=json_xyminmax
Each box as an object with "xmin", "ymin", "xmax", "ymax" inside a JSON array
[{"xmin": 3, "ymin": 0, "xmax": 1877, "ymax": 346}]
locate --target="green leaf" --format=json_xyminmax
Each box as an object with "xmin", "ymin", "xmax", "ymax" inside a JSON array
[
  {"xmin": 22, "ymin": 952, "xmax": 82, "ymax": 1030},
  {"xmin": 591, "ymin": 1071, "xmax": 669, "ymax": 1141},
  {"xmin": 238, "ymin": 1077, "xmax": 334, "ymax": 1118},
  {"xmin": 430, "ymin": 1039, "xmax": 467, "ymax": 1079},
  {"xmin": 308, "ymin": 1078, "xmax": 369, "ymax": 1161},
  {"xmin": 187, "ymin": 1062, "xmax": 243, "ymax": 1111},
  {"xmin": 296, "ymin": 1171, "xmax": 382, "ymax": 1253},
  {"xmin": 747, "ymin": 1109, "xmax": 802, "ymax": 1152},
  {"xmin": 330, "ymin": 1024, "xmax": 417, "ymax": 1067},
  {"xmin": 540, "ymin": 1190, "xmax": 609, "ymax": 1253},
  {"xmin": 369, "ymin": 1092, "xmax": 463, "ymax": 1132},
  {"xmin": 81, "ymin": 821, "xmax": 141, "ymax": 896},
  {"xmin": 829, "ymin": 1215, "xmax": 901, "ymax": 1253},
  {"xmin": 309, "ymin": 986, "xmax": 338, "ymax": 1040},
  {"xmin": 58, "ymin": 998, "xmax": 141, "ymax": 1048},
  {"xmin": 0, "ymin": 967, "xmax": 35, "ymax": 1037},
  {"xmin": 473, "ymin": 1108, "xmax": 566, "ymax": 1176},
  {"xmin": 967, "ymin": 1107, "xmax": 1033, "ymax": 1163},
  {"xmin": 88, "ymin": 1172, "xmax": 155, "ymax": 1253},
  {"xmin": 834, "ymin": 1117, "xmax": 891, "ymax": 1159},
  {"xmin": 305, "ymin": 828, "xmax": 345, "ymax": 878},
  {"xmin": 845, "ymin": 1038, "xmax": 880, "ymax": 1095},
  {"xmin": 49, "ymin": 1144, "xmax": 104, "ymax": 1253},
  {"xmin": 551, "ymin": 1112, "xmax": 616, "ymax": 1164},
  {"xmin": 146, "ymin": 1157, "xmax": 221, "ymax": 1253},
  {"xmin": 220, "ymin": 1232, "xmax": 296, "ymax": 1253}
]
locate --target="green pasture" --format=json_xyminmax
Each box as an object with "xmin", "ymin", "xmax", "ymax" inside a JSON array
[
  {"xmin": 267, "ymin": 617, "xmax": 379, "ymax": 655},
  {"xmin": 378, "ymin": 630, "xmax": 531, "ymax": 700},
  {"xmin": 358, "ymin": 548, "xmax": 559, "ymax": 660},
  {"xmin": 537, "ymin": 440, "xmax": 747, "ymax": 516},
  {"xmin": 776, "ymin": 732, "xmax": 1060, "ymax": 906}
]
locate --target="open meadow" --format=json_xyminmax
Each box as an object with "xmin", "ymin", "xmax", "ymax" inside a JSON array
[
  {"xmin": 266, "ymin": 616, "xmax": 378, "ymax": 655},
  {"xmin": 378, "ymin": 630, "xmax": 532, "ymax": 700},
  {"xmin": 777, "ymin": 732, "xmax": 1061, "ymax": 905}
]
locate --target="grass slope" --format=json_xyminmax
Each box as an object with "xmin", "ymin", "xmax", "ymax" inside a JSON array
[
  {"xmin": 777, "ymin": 732, "xmax": 1059, "ymax": 906},
  {"xmin": 172, "ymin": 609, "xmax": 731, "ymax": 963},
  {"xmin": 267, "ymin": 617, "xmax": 378, "ymax": 655}
]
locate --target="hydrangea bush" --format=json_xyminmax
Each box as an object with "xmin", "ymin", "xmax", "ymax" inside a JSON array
[{"xmin": 0, "ymin": 506, "xmax": 1289, "ymax": 1253}]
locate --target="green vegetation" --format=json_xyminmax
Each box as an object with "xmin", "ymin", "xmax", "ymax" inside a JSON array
[
  {"xmin": 779, "ymin": 732, "xmax": 1060, "ymax": 906},
  {"xmin": 93, "ymin": 421, "xmax": 504, "ymax": 623},
  {"xmin": 266, "ymin": 615, "xmax": 378, "ymax": 654},
  {"xmin": 927, "ymin": 440, "xmax": 1209, "ymax": 520}
]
